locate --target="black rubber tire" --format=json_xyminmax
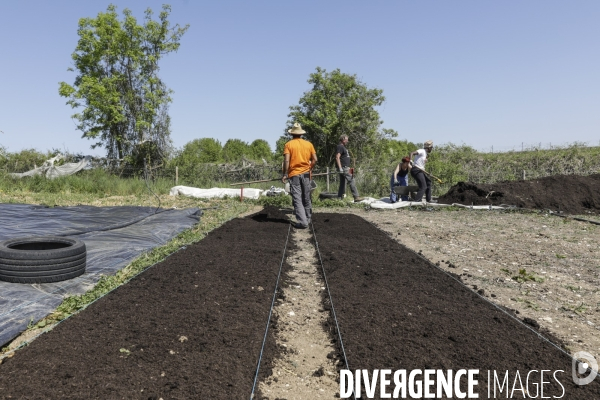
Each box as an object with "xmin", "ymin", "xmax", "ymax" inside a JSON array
[
  {"xmin": 0, "ymin": 258, "xmax": 86, "ymax": 273},
  {"xmin": 0, "ymin": 237, "xmax": 85, "ymax": 261},
  {"xmin": 0, "ymin": 268, "xmax": 85, "ymax": 284},
  {"xmin": 0, "ymin": 252, "xmax": 86, "ymax": 267},
  {"xmin": 319, "ymin": 192, "xmax": 340, "ymax": 200},
  {"xmin": 0, "ymin": 261, "xmax": 85, "ymax": 277},
  {"xmin": 0, "ymin": 236, "xmax": 87, "ymax": 283}
]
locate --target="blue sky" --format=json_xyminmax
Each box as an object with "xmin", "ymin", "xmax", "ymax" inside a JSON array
[{"xmin": 1, "ymin": 1, "xmax": 598, "ymax": 157}]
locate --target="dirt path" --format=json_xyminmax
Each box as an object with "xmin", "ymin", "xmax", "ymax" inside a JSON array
[{"xmin": 259, "ymin": 226, "xmax": 338, "ymax": 399}]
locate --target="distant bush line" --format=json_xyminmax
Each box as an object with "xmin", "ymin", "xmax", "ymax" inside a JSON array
[{"xmin": 1, "ymin": 143, "xmax": 599, "ymax": 198}]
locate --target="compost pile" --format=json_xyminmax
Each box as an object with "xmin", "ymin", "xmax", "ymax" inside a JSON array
[
  {"xmin": 438, "ymin": 173, "xmax": 600, "ymax": 215},
  {"xmin": 253, "ymin": 205, "xmax": 289, "ymax": 222}
]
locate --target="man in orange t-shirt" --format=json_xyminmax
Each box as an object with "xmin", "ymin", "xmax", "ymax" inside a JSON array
[{"xmin": 282, "ymin": 122, "xmax": 317, "ymax": 229}]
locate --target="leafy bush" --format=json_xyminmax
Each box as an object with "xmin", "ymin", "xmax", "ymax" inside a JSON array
[
  {"xmin": 223, "ymin": 139, "xmax": 249, "ymax": 162},
  {"xmin": 0, "ymin": 149, "xmax": 56, "ymax": 172},
  {"xmin": 248, "ymin": 139, "xmax": 272, "ymax": 162},
  {"xmin": 258, "ymin": 193, "xmax": 292, "ymax": 207},
  {"xmin": 169, "ymin": 138, "xmax": 223, "ymax": 168}
]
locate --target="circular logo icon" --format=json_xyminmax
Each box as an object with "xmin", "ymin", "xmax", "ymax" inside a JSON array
[{"xmin": 572, "ymin": 351, "xmax": 598, "ymax": 386}]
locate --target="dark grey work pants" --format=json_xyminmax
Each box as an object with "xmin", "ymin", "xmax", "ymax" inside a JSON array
[
  {"xmin": 410, "ymin": 168, "xmax": 431, "ymax": 202},
  {"xmin": 290, "ymin": 173, "xmax": 312, "ymax": 226},
  {"xmin": 337, "ymin": 167, "xmax": 359, "ymax": 199}
]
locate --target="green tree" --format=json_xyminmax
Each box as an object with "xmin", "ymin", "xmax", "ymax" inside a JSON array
[
  {"xmin": 58, "ymin": 4, "xmax": 188, "ymax": 168},
  {"xmin": 378, "ymin": 136, "xmax": 418, "ymax": 161},
  {"xmin": 222, "ymin": 139, "xmax": 249, "ymax": 163},
  {"xmin": 285, "ymin": 67, "xmax": 388, "ymax": 166},
  {"xmin": 248, "ymin": 139, "xmax": 272, "ymax": 162},
  {"xmin": 0, "ymin": 145, "xmax": 7, "ymax": 169},
  {"xmin": 171, "ymin": 138, "xmax": 222, "ymax": 169}
]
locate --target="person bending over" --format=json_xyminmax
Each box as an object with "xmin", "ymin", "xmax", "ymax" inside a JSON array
[
  {"xmin": 390, "ymin": 156, "xmax": 411, "ymax": 202},
  {"xmin": 409, "ymin": 140, "xmax": 434, "ymax": 202}
]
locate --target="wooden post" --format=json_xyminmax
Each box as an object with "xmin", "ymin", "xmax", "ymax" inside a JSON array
[
  {"xmin": 522, "ymin": 170, "xmax": 526, "ymax": 180},
  {"xmin": 326, "ymin": 167, "xmax": 330, "ymax": 192},
  {"xmin": 241, "ymin": 186, "xmax": 244, "ymax": 202},
  {"xmin": 175, "ymin": 166, "xmax": 178, "ymax": 185}
]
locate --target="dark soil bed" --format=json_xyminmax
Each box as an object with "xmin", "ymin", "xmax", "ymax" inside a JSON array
[
  {"xmin": 4, "ymin": 207, "xmax": 600, "ymax": 399},
  {"xmin": 438, "ymin": 174, "xmax": 600, "ymax": 215},
  {"xmin": 313, "ymin": 213, "xmax": 600, "ymax": 399},
  {"xmin": 0, "ymin": 207, "xmax": 292, "ymax": 399}
]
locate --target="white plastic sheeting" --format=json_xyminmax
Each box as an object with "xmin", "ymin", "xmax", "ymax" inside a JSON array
[
  {"xmin": 368, "ymin": 197, "xmax": 511, "ymax": 210},
  {"xmin": 170, "ymin": 185, "xmax": 264, "ymax": 199},
  {"xmin": 0, "ymin": 204, "xmax": 201, "ymax": 348},
  {"xmin": 265, "ymin": 186, "xmax": 288, "ymax": 196},
  {"xmin": 9, "ymin": 154, "xmax": 92, "ymax": 179}
]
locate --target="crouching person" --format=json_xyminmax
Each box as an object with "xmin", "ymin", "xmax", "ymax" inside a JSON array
[{"xmin": 390, "ymin": 156, "xmax": 411, "ymax": 203}]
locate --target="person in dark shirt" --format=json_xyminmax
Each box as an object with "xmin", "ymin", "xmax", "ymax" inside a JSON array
[{"xmin": 335, "ymin": 135, "xmax": 364, "ymax": 202}]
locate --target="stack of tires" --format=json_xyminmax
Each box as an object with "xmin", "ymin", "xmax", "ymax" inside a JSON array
[{"xmin": 0, "ymin": 237, "xmax": 86, "ymax": 284}]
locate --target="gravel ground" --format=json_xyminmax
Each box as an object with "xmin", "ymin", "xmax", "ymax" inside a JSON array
[{"xmin": 259, "ymin": 227, "xmax": 338, "ymax": 399}]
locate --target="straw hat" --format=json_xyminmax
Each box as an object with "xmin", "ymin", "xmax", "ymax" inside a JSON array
[
  {"xmin": 288, "ymin": 122, "xmax": 306, "ymax": 135},
  {"xmin": 424, "ymin": 140, "xmax": 434, "ymax": 148}
]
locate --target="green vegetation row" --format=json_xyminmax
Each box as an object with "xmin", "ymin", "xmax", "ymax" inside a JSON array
[{"xmin": 2, "ymin": 142, "xmax": 599, "ymax": 198}]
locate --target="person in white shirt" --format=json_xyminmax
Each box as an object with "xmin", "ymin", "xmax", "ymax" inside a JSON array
[{"xmin": 409, "ymin": 140, "xmax": 434, "ymax": 202}]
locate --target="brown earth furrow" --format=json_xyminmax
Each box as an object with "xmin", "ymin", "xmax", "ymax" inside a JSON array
[
  {"xmin": 313, "ymin": 213, "xmax": 600, "ymax": 399},
  {"xmin": 0, "ymin": 210, "xmax": 291, "ymax": 399}
]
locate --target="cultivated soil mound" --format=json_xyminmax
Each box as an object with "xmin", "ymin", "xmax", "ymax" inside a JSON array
[
  {"xmin": 0, "ymin": 212, "xmax": 292, "ymax": 399},
  {"xmin": 252, "ymin": 205, "xmax": 290, "ymax": 223},
  {"xmin": 438, "ymin": 173, "xmax": 600, "ymax": 215},
  {"xmin": 313, "ymin": 213, "xmax": 600, "ymax": 398}
]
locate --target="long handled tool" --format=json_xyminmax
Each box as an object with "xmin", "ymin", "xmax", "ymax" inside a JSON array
[
  {"xmin": 230, "ymin": 178, "xmax": 280, "ymax": 186},
  {"xmin": 411, "ymin": 164, "xmax": 444, "ymax": 184},
  {"xmin": 230, "ymin": 171, "xmax": 336, "ymax": 186}
]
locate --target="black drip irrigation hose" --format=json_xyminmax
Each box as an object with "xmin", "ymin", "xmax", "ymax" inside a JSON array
[
  {"xmin": 363, "ymin": 218, "xmax": 593, "ymax": 376},
  {"xmin": 249, "ymin": 223, "xmax": 292, "ymax": 400},
  {"xmin": 407, "ymin": 202, "xmax": 600, "ymax": 227},
  {"xmin": 310, "ymin": 219, "xmax": 357, "ymax": 400},
  {"xmin": 547, "ymin": 210, "xmax": 600, "ymax": 226},
  {"xmin": 463, "ymin": 202, "xmax": 600, "ymax": 227}
]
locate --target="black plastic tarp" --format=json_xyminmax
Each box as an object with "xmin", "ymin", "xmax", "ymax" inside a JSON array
[{"xmin": 0, "ymin": 204, "xmax": 201, "ymax": 347}]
